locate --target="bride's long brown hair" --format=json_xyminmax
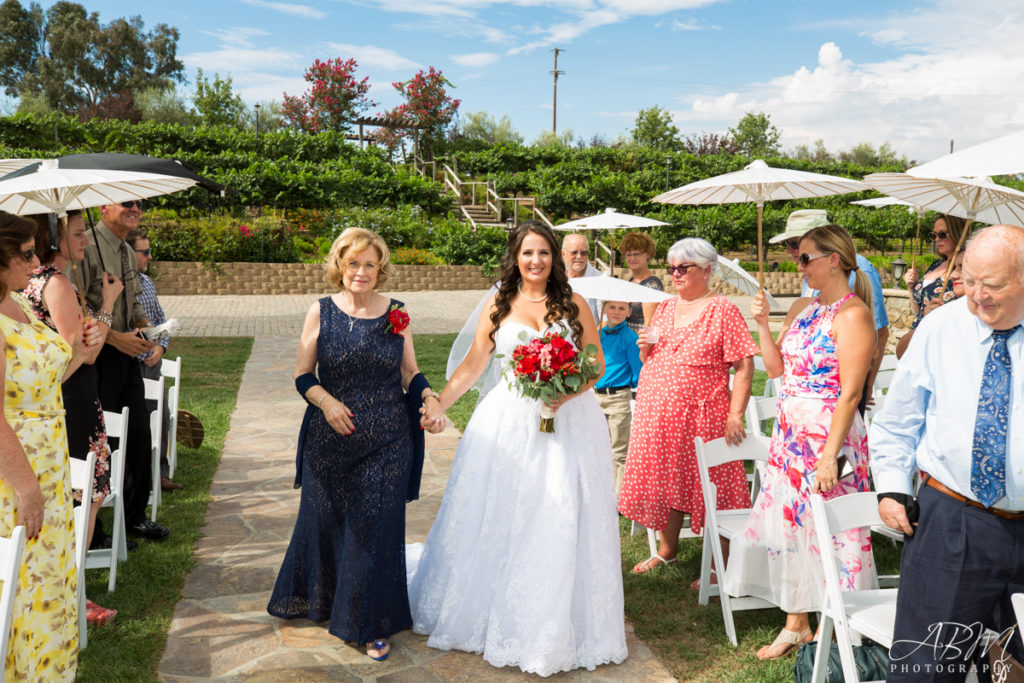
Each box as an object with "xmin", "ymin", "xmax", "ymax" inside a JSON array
[{"xmin": 490, "ymin": 220, "xmax": 582, "ymax": 347}]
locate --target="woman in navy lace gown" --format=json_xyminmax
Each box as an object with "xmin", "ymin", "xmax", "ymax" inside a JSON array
[{"xmin": 268, "ymin": 227, "xmax": 444, "ymax": 661}]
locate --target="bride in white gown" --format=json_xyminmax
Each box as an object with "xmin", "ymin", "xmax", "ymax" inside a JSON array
[{"xmin": 411, "ymin": 221, "xmax": 627, "ymax": 677}]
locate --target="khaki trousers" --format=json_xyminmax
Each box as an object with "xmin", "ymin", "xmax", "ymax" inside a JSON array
[{"xmin": 595, "ymin": 389, "xmax": 632, "ymax": 495}]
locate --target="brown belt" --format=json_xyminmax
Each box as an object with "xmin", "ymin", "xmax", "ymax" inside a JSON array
[{"xmin": 922, "ymin": 473, "xmax": 1024, "ymax": 521}]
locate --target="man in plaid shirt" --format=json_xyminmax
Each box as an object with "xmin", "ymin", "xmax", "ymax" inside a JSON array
[{"xmin": 126, "ymin": 229, "xmax": 181, "ymax": 491}]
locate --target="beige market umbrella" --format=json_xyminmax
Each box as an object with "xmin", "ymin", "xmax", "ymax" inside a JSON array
[
  {"xmin": 863, "ymin": 172, "xmax": 1024, "ymax": 291},
  {"xmin": 908, "ymin": 130, "xmax": 1024, "ymax": 179},
  {"xmin": 652, "ymin": 159, "xmax": 869, "ymax": 287},
  {"xmin": 554, "ymin": 207, "xmax": 669, "ymax": 231}
]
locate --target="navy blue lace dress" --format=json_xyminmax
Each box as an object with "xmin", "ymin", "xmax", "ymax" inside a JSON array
[{"xmin": 268, "ymin": 297, "xmax": 413, "ymax": 642}]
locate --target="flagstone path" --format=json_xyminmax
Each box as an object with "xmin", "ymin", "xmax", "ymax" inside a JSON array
[{"xmin": 156, "ymin": 291, "xmax": 681, "ymax": 681}]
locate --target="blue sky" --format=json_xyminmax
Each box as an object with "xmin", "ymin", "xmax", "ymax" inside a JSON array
[{"xmin": 33, "ymin": 0, "xmax": 1024, "ymax": 162}]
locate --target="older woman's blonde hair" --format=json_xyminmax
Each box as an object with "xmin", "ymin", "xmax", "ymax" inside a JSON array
[
  {"xmin": 619, "ymin": 231, "xmax": 656, "ymax": 258},
  {"xmin": 325, "ymin": 227, "xmax": 392, "ymax": 290}
]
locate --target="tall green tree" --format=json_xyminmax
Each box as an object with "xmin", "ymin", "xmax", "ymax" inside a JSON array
[
  {"xmin": 728, "ymin": 111, "xmax": 781, "ymax": 158},
  {"xmin": 192, "ymin": 68, "xmax": 245, "ymax": 127},
  {"xmin": 0, "ymin": 1, "xmax": 183, "ymax": 114},
  {"xmin": 136, "ymin": 84, "xmax": 193, "ymax": 125},
  {"xmin": 631, "ymin": 105, "xmax": 680, "ymax": 151},
  {"xmin": 458, "ymin": 110, "xmax": 522, "ymax": 145}
]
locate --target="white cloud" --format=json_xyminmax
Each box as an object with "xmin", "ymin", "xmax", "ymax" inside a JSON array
[
  {"xmin": 199, "ymin": 27, "xmax": 271, "ymax": 49},
  {"xmin": 183, "ymin": 47, "xmax": 305, "ymax": 74},
  {"xmin": 671, "ymin": 1, "xmax": 1024, "ymax": 163},
  {"xmin": 671, "ymin": 18, "xmax": 719, "ymax": 31},
  {"xmin": 451, "ymin": 52, "xmax": 501, "ymax": 67},
  {"xmin": 323, "ymin": 42, "xmax": 420, "ymax": 70},
  {"xmin": 239, "ymin": 0, "xmax": 328, "ymax": 19}
]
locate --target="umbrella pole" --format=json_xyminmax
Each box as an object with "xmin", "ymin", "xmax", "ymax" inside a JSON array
[
  {"xmin": 938, "ymin": 218, "xmax": 972, "ymax": 296},
  {"xmin": 911, "ymin": 213, "xmax": 921, "ymax": 270},
  {"xmin": 756, "ymin": 203, "xmax": 764, "ymax": 289}
]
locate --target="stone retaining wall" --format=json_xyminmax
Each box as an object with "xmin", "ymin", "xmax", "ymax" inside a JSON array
[{"xmin": 151, "ymin": 262, "xmax": 494, "ymax": 295}]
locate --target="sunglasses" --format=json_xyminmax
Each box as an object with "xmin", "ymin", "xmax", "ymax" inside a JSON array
[
  {"xmin": 666, "ymin": 263, "xmax": 701, "ymax": 276},
  {"xmin": 784, "ymin": 239, "xmax": 802, "ymax": 250},
  {"xmin": 565, "ymin": 250, "xmax": 588, "ymax": 257},
  {"xmin": 798, "ymin": 252, "xmax": 831, "ymax": 267},
  {"xmin": 134, "ymin": 248, "xmax": 151, "ymax": 257},
  {"xmin": 120, "ymin": 200, "xmax": 144, "ymax": 209},
  {"xmin": 20, "ymin": 247, "xmax": 36, "ymax": 262},
  {"xmin": 928, "ymin": 230, "xmax": 949, "ymax": 241}
]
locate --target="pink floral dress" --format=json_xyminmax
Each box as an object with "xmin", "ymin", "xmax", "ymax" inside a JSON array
[{"xmin": 723, "ymin": 293, "xmax": 873, "ymax": 613}]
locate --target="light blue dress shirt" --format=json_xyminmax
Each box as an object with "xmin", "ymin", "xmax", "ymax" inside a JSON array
[
  {"xmin": 802, "ymin": 253, "xmax": 889, "ymax": 330},
  {"xmin": 869, "ymin": 298, "xmax": 1024, "ymax": 511}
]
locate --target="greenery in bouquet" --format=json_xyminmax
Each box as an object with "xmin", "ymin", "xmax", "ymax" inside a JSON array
[{"xmin": 503, "ymin": 329, "xmax": 601, "ymax": 406}]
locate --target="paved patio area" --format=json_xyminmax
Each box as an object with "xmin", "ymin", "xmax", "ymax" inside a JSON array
[{"xmin": 157, "ymin": 332, "xmax": 676, "ymax": 682}]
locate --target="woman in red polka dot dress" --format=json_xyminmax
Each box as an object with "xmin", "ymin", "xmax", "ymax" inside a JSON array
[{"xmin": 618, "ymin": 237, "xmax": 758, "ymax": 575}]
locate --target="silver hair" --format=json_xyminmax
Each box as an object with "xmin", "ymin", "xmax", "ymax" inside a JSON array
[
  {"xmin": 666, "ymin": 237, "xmax": 718, "ymax": 275},
  {"xmin": 967, "ymin": 225, "xmax": 1024, "ymax": 284}
]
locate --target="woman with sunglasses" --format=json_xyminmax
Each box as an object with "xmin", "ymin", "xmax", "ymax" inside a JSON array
[
  {"xmin": 725, "ymin": 223, "xmax": 875, "ymax": 660},
  {"xmin": 619, "ymin": 232, "xmax": 664, "ymax": 333},
  {"xmin": 0, "ymin": 211, "xmax": 102, "ymax": 680},
  {"xmin": 894, "ymin": 250, "xmax": 966, "ymax": 358},
  {"xmin": 618, "ymin": 237, "xmax": 758, "ymax": 576},
  {"xmin": 903, "ymin": 214, "xmax": 968, "ymax": 330},
  {"xmin": 22, "ymin": 210, "xmax": 123, "ymax": 626}
]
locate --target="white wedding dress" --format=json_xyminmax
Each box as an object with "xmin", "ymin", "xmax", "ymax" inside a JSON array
[{"xmin": 408, "ymin": 321, "xmax": 628, "ymax": 677}]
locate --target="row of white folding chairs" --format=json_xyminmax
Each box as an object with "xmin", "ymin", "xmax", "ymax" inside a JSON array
[
  {"xmin": 143, "ymin": 355, "xmax": 183, "ymax": 522},
  {"xmin": 0, "ymin": 526, "xmax": 26, "ymax": 677}
]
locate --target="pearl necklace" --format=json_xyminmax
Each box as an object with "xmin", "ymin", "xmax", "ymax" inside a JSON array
[
  {"xmin": 518, "ymin": 285, "xmax": 548, "ymax": 302},
  {"xmin": 678, "ymin": 290, "xmax": 712, "ymax": 306}
]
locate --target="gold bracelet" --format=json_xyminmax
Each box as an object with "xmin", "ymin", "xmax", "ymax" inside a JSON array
[{"xmin": 317, "ymin": 394, "xmax": 330, "ymax": 409}]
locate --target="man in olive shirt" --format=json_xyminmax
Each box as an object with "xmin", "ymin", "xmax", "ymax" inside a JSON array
[{"xmin": 79, "ymin": 200, "xmax": 169, "ymax": 541}]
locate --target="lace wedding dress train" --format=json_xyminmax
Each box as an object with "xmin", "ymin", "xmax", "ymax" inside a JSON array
[{"xmin": 409, "ymin": 322, "xmax": 628, "ymax": 677}]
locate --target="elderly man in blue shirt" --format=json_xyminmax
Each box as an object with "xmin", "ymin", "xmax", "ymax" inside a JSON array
[
  {"xmin": 871, "ymin": 225, "xmax": 1024, "ymax": 681},
  {"xmin": 770, "ymin": 209, "xmax": 890, "ymax": 412},
  {"xmin": 594, "ymin": 300, "xmax": 642, "ymax": 494}
]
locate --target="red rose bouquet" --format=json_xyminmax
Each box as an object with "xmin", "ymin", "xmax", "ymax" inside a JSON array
[
  {"xmin": 385, "ymin": 303, "xmax": 409, "ymax": 335},
  {"xmin": 503, "ymin": 329, "xmax": 600, "ymax": 433}
]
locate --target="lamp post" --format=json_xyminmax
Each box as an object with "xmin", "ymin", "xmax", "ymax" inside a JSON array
[
  {"xmin": 891, "ymin": 256, "xmax": 907, "ymax": 282},
  {"xmin": 506, "ymin": 217, "xmax": 515, "ymax": 233},
  {"xmin": 665, "ymin": 155, "xmax": 672, "ymax": 191},
  {"xmin": 254, "ymin": 103, "xmax": 261, "ymax": 138}
]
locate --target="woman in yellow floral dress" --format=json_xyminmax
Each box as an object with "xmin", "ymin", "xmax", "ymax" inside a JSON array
[{"xmin": 0, "ymin": 212, "xmax": 97, "ymax": 681}]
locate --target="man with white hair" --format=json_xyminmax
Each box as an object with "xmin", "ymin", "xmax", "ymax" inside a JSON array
[
  {"xmin": 871, "ymin": 225, "xmax": 1024, "ymax": 680},
  {"xmin": 561, "ymin": 232, "xmax": 602, "ymax": 326}
]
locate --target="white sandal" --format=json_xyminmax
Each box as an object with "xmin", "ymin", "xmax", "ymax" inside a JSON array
[{"xmin": 631, "ymin": 555, "xmax": 677, "ymax": 575}]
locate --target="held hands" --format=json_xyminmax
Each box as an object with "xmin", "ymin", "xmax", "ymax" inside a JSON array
[
  {"xmin": 321, "ymin": 396, "xmax": 356, "ymax": 435},
  {"xmin": 419, "ymin": 397, "xmax": 446, "ymax": 434},
  {"xmin": 724, "ymin": 413, "xmax": 746, "ymax": 446},
  {"xmin": 813, "ymin": 454, "xmax": 839, "ymax": 494},
  {"xmin": 750, "ymin": 291, "xmax": 770, "ymax": 327}
]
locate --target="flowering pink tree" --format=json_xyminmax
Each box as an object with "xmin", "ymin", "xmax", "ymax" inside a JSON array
[
  {"xmin": 282, "ymin": 58, "xmax": 376, "ymax": 133},
  {"xmin": 377, "ymin": 66, "xmax": 460, "ymax": 159}
]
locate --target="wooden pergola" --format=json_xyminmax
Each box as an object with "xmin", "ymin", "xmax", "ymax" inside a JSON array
[{"xmin": 345, "ymin": 115, "xmax": 427, "ymax": 150}]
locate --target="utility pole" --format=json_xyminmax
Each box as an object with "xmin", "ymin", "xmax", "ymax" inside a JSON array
[{"xmin": 551, "ymin": 48, "xmax": 564, "ymax": 133}]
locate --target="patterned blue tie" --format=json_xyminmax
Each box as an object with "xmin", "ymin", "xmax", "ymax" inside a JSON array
[{"xmin": 971, "ymin": 326, "xmax": 1019, "ymax": 508}]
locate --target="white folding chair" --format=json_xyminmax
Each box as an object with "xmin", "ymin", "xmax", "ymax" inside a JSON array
[
  {"xmin": 1014, "ymin": 593, "xmax": 1024, "ymax": 649},
  {"xmin": 0, "ymin": 525, "xmax": 26, "ymax": 678},
  {"xmin": 69, "ymin": 451, "xmax": 96, "ymax": 650},
  {"xmin": 86, "ymin": 407, "xmax": 129, "ymax": 592},
  {"xmin": 143, "ymin": 376, "xmax": 165, "ymax": 523},
  {"xmin": 865, "ymin": 355, "xmax": 898, "ymax": 425},
  {"xmin": 160, "ymin": 356, "xmax": 182, "ymax": 478},
  {"xmin": 809, "ymin": 492, "xmax": 898, "ymax": 683},
  {"xmin": 694, "ymin": 434, "xmax": 775, "ymax": 646}
]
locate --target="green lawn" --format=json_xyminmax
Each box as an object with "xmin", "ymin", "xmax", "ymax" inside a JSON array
[
  {"xmin": 74, "ymin": 333, "xmax": 901, "ymax": 682},
  {"xmin": 76, "ymin": 337, "xmax": 252, "ymax": 682}
]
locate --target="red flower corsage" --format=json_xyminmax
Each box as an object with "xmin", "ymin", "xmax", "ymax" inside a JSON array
[{"xmin": 385, "ymin": 303, "xmax": 409, "ymax": 335}]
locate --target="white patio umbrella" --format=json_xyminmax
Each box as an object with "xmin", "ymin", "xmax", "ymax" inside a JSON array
[
  {"xmin": 554, "ymin": 208, "xmax": 669, "ymax": 231},
  {"xmin": 863, "ymin": 172, "xmax": 1024, "ymax": 290},
  {"xmin": 908, "ymin": 130, "xmax": 1024, "ymax": 179},
  {"xmin": 850, "ymin": 196, "xmax": 929, "ymax": 269},
  {"xmin": 0, "ymin": 158, "xmax": 199, "ymax": 215},
  {"xmin": 0, "ymin": 159, "xmax": 41, "ymax": 176},
  {"xmin": 568, "ymin": 273, "xmax": 673, "ymax": 303},
  {"xmin": 652, "ymin": 159, "xmax": 870, "ymax": 287},
  {"xmin": 715, "ymin": 256, "xmax": 780, "ymax": 309}
]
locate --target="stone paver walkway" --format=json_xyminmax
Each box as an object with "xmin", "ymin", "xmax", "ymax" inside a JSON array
[{"xmin": 158, "ymin": 333, "xmax": 676, "ymax": 682}]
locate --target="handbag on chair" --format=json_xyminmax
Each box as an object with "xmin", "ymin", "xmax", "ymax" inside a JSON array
[{"xmin": 793, "ymin": 640, "xmax": 889, "ymax": 683}]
